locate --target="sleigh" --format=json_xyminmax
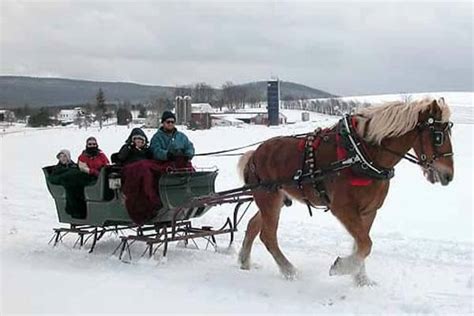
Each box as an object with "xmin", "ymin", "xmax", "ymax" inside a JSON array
[{"xmin": 43, "ymin": 166, "xmax": 253, "ymax": 258}]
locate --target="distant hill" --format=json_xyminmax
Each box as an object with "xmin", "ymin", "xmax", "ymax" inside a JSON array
[
  {"xmin": 0, "ymin": 76, "xmax": 335, "ymax": 108},
  {"xmin": 238, "ymin": 81, "xmax": 334, "ymax": 101}
]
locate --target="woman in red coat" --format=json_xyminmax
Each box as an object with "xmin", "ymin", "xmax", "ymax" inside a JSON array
[{"xmin": 77, "ymin": 136, "xmax": 109, "ymax": 177}]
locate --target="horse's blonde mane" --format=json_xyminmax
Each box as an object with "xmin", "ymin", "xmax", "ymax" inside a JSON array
[{"xmin": 354, "ymin": 97, "xmax": 451, "ymax": 144}]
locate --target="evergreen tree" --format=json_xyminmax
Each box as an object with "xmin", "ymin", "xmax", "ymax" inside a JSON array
[
  {"xmin": 96, "ymin": 88, "xmax": 106, "ymax": 129},
  {"xmin": 28, "ymin": 107, "xmax": 52, "ymax": 127},
  {"xmin": 116, "ymin": 108, "xmax": 132, "ymax": 125}
]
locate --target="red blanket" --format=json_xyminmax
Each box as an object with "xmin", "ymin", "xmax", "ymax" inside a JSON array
[{"xmin": 121, "ymin": 159, "xmax": 193, "ymax": 225}]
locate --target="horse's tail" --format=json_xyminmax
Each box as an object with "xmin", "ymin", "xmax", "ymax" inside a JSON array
[{"xmin": 237, "ymin": 150, "xmax": 255, "ymax": 183}]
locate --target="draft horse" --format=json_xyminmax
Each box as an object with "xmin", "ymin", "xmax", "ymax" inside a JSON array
[{"xmin": 237, "ymin": 98, "xmax": 454, "ymax": 285}]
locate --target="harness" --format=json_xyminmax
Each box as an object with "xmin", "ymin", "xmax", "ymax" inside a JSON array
[
  {"xmin": 338, "ymin": 115, "xmax": 395, "ymax": 180},
  {"xmin": 294, "ymin": 127, "xmax": 334, "ymax": 215},
  {"xmin": 379, "ymin": 117, "xmax": 454, "ymax": 169},
  {"xmin": 240, "ymin": 114, "xmax": 454, "ymax": 216},
  {"xmin": 292, "ymin": 114, "xmax": 454, "ymax": 214}
]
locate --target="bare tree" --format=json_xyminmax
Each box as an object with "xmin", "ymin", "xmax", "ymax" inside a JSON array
[
  {"xmin": 192, "ymin": 82, "xmax": 215, "ymax": 103},
  {"xmin": 175, "ymin": 85, "xmax": 192, "ymax": 98}
]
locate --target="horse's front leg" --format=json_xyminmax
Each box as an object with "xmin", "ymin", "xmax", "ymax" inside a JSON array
[{"xmin": 329, "ymin": 208, "xmax": 377, "ymax": 286}]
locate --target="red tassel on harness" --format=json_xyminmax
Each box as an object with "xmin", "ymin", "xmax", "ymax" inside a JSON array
[
  {"xmin": 298, "ymin": 126, "xmax": 372, "ymax": 186},
  {"xmin": 336, "ymin": 123, "xmax": 373, "ymax": 186}
]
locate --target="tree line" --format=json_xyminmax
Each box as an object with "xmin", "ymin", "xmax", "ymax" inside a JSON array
[{"xmin": 7, "ymin": 81, "xmax": 267, "ymax": 127}]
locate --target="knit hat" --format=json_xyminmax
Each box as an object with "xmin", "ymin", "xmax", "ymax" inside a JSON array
[
  {"xmin": 161, "ymin": 111, "xmax": 176, "ymax": 123},
  {"xmin": 56, "ymin": 149, "xmax": 72, "ymax": 162}
]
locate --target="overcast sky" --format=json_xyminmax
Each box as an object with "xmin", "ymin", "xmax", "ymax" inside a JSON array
[{"xmin": 1, "ymin": 0, "xmax": 472, "ymax": 95}]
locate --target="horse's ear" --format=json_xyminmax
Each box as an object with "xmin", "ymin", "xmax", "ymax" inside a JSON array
[
  {"xmin": 428, "ymin": 98, "xmax": 443, "ymax": 118},
  {"xmin": 429, "ymin": 99, "xmax": 438, "ymax": 111},
  {"xmin": 438, "ymin": 97, "xmax": 446, "ymax": 106}
]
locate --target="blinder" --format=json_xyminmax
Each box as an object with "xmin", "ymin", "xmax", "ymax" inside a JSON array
[
  {"xmin": 421, "ymin": 117, "xmax": 453, "ymax": 147},
  {"xmin": 416, "ymin": 117, "xmax": 454, "ymax": 165}
]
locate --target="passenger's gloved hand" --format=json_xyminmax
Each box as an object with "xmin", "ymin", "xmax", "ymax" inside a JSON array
[
  {"xmin": 167, "ymin": 151, "xmax": 175, "ymax": 161},
  {"xmin": 78, "ymin": 161, "xmax": 90, "ymax": 174},
  {"xmin": 168, "ymin": 141, "xmax": 177, "ymax": 152}
]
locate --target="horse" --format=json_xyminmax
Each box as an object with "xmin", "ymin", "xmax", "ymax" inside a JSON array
[{"xmin": 237, "ymin": 97, "xmax": 454, "ymax": 286}]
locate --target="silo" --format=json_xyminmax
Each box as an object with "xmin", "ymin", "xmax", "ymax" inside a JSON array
[
  {"xmin": 302, "ymin": 112, "xmax": 310, "ymax": 122},
  {"xmin": 267, "ymin": 79, "xmax": 280, "ymax": 126},
  {"xmin": 175, "ymin": 96, "xmax": 185, "ymax": 124},
  {"xmin": 184, "ymin": 95, "xmax": 192, "ymax": 124}
]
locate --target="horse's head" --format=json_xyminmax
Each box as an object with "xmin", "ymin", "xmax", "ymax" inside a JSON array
[{"xmin": 412, "ymin": 98, "xmax": 454, "ymax": 186}]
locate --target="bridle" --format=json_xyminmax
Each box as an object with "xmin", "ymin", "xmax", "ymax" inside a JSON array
[{"xmin": 381, "ymin": 117, "xmax": 454, "ymax": 169}]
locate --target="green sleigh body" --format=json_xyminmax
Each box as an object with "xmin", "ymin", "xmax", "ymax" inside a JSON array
[{"xmin": 43, "ymin": 166, "xmax": 218, "ymax": 227}]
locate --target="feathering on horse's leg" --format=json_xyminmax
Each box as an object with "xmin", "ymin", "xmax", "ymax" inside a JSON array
[
  {"xmin": 329, "ymin": 208, "xmax": 372, "ymax": 277},
  {"xmin": 353, "ymin": 262, "xmax": 377, "ymax": 287},
  {"xmin": 238, "ymin": 211, "xmax": 262, "ymax": 270},
  {"xmin": 351, "ymin": 210, "xmax": 378, "ymax": 286},
  {"xmin": 257, "ymin": 191, "xmax": 298, "ymax": 280}
]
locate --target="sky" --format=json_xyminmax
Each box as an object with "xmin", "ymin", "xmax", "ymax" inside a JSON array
[{"xmin": 0, "ymin": 0, "xmax": 472, "ymax": 95}]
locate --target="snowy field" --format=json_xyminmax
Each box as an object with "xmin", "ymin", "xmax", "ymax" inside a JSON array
[{"xmin": 1, "ymin": 94, "xmax": 473, "ymax": 314}]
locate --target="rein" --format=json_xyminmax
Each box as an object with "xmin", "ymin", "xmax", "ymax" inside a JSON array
[
  {"xmin": 194, "ymin": 140, "xmax": 265, "ymax": 157},
  {"xmin": 194, "ymin": 132, "xmax": 311, "ymax": 157}
]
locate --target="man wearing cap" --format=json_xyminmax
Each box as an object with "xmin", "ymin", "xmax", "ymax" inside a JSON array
[{"xmin": 150, "ymin": 111, "xmax": 195, "ymax": 166}]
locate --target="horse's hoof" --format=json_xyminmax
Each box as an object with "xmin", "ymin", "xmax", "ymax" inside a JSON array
[
  {"xmin": 329, "ymin": 256, "xmax": 342, "ymax": 276},
  {"xmin": 354, "ymin": 275, "xmax": 378, "ymax": 287},
  {"xmin": 281, "ymin": 266, "xmax": 299, "ymax": 280},
  {"xmin": 239, "ymin": 260, "xmax": 251, "ymax": 270}
]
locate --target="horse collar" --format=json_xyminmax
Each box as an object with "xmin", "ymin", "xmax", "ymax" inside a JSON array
[{"xmin": 338, "ymin": 115, "xmax": 394, "ymax": 180}]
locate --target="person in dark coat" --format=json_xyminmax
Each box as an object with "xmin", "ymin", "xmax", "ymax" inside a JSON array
[
  {"xmin": 112, "ymin": 128, "xmax": 153, "ymax": 165},
  {"xmin": 52, "ymin": 149, "xmax": 77, "ymax": 172},
  {"xmin": 77, "ymin": 136, "xmax": 109, "ymax": 177},
  {"xmin": 149, "ymin": 111, "xmax": 194, "ymax": 169},
  {"xmin": 48, "ymin": 149, "xmax": 95, "ymax": 219},
  {"xmin": 111, "ymin": 128, "xmax": 162, "ymax": 224}
]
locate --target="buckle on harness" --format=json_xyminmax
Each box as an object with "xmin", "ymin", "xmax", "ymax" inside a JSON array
[
  {"xmin": 342, "ymin": 156, "xmax": 360, "ymax": 165},
  {"xmin": 293, "ymin": 169, "xmax": 303, "ymax": 181}
]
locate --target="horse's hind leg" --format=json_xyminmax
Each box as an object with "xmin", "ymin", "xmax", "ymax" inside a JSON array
[
  {"xmin": 238, "ymin": 211, "xmax": 262, "ymax": 270},
  {"xmin": 257, "ymin": 191, "xmax": 297, "ymax": 279},
  {"xmin": 330, "ymin": 208, "xmax": 377, "ymax": 286}
]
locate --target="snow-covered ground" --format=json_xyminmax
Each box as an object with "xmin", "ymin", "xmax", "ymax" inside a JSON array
[{"xmin": 1, "ymin": 94, "xmax": 473, "ymax": 314}]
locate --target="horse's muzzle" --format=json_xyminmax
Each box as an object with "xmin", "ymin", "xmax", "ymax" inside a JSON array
[{"xmin": 423, "ymin": 167, "xmax": 453, "ymax": 186}]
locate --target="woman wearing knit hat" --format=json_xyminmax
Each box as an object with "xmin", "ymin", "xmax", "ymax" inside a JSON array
[
  {"xmin": 53, "ymin": 149, "xmax": 77, "ymax": 171},
  {"xmin": 48, "ymin": 148, "xmax": 95, "ymax": 219}
]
